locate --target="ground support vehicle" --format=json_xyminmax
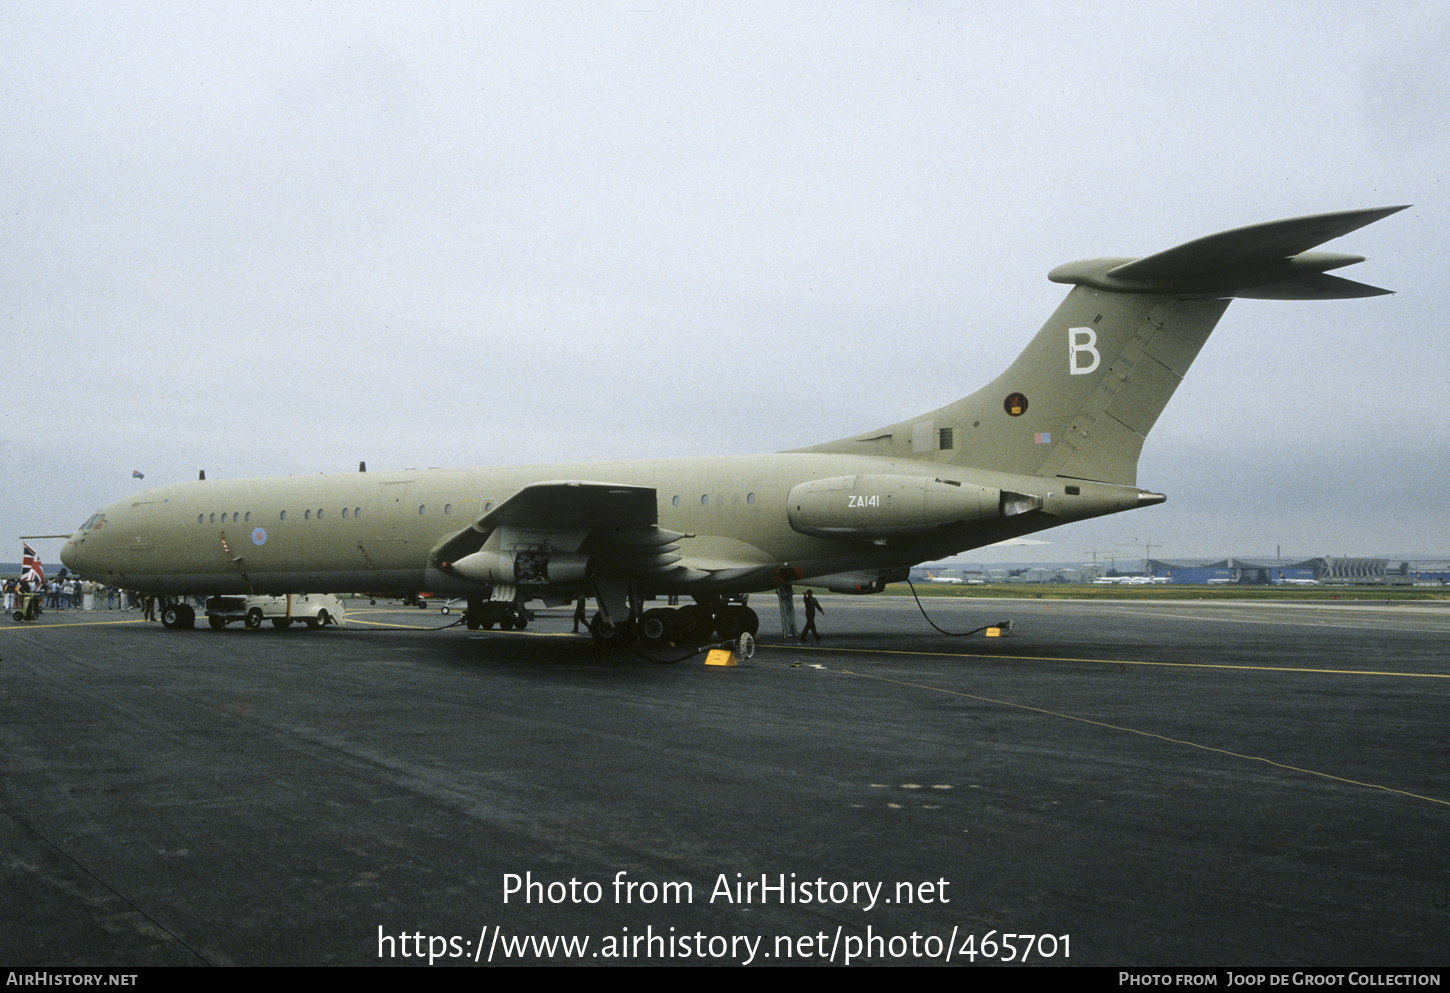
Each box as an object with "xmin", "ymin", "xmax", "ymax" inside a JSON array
[{"xmin": 203, "ymin": 594, "xmax": 345, "ymax": 630}]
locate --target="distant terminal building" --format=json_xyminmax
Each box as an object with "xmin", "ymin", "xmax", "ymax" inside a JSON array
[
  {"xmin": 1149, "ymin": 558, "xmax": 1319, "ymax": 585},
  {"xmin": 1386, "ymin": 560, "xmax": 1450, "ymax": 585},
  {"xmin": 1150, "ymin": 557, "xmax": 1450, "ymax": 586},
  {"xmin": 1310, "ymin": 557, "xmax": 1450, "ymax": 585},
  {"xmin": 907, "ymin": 558, "xmax": 1450, "ymax": 586}
]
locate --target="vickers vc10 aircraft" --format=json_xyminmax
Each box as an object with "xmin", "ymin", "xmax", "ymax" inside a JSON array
[{"xmin": 62, "ymin": 206, "xmax": 1405, "ymax": 642}]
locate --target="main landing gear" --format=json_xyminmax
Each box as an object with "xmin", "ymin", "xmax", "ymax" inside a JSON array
[{"xmin": 591, "ymin": 602, "xmax": 759, "ymax": 647}]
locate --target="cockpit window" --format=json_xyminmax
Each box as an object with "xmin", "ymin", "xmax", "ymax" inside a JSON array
[{"xmin": 78, "ymin": 514, "xmax": 104, "ymax": 531}]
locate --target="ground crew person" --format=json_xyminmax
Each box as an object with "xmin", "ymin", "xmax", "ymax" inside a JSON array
[{"xmin": 800, "ymin": 590, "xmax": 823, "ymax": 643}]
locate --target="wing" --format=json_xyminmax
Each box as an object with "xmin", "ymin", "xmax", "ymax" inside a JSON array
[{"xmin": 427, "ymin": 480, "xmax": 770, "ymax": 595}]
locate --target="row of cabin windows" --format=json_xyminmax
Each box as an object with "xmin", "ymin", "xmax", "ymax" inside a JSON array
[
  {"xmin": 669, "ymin": 492, "xmax": 757, "ymax": 507},
  {"xmin": 199, "ymin": 501, "xmax": 499, "ymax": 525},
  {"xmin": 200, "ymin": 508, "xmax": 363, "ymax": 524},
  {"xmin": 416, "ymin": 502, "xmax": 496, "ymax": 515}
]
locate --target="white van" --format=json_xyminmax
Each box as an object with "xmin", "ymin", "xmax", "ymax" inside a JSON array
[{"xmin": 204, "ymin": 593, "xmax": 345, "ymax": 630}]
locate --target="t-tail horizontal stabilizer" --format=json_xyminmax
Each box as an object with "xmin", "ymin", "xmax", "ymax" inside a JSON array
[{"xmin": 1049, "ymin": 205, "xmax": 1408, "ymax": 300}]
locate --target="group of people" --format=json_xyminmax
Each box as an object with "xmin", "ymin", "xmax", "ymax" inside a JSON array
[{"xmin": 3, "ymin": 576, "xmax": 150, "ymax": 615}]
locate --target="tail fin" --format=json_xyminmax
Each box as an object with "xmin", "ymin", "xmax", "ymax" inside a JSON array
[{"xmin": 802, "ymin": 207, "xmax": 1406, "ymax": 486}]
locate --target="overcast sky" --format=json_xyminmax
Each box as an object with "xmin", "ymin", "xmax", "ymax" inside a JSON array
[{"xmin": 4, "ymin": 1, "xmax": 1446, "ymax": 568}]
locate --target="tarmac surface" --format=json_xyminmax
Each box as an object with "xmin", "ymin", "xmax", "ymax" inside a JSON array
[{"xmin": 3, "ymin": 594, "xmax": 1448, "ymax": 967}]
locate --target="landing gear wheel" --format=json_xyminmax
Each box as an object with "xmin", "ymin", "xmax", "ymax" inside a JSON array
[
  {"xmin": 161, "ymin": 604, "xmax": 194, "ymax": 629},
  {"xmin": 512, "ymin": 613, "xmax": 527, "ymax": 631},
  {"xmin": 465, "ymin": 616, "xmax": 481, "ymax": 630},
  {"xmin": 639, "ymin": 608, "xmax": 675, "ymax": 646},
  {"xmin": 245, "ymin": 608, "xmax": 263, "ymax": 630},
  {"xmin": 590, "ymin": 612, "xmax": 629, "ymax": 645},
  {"xmin": 713, "ymin": 608, "xmax": 745, "ymax": 640},
  {"xmin": 674, "ymin": 605, "xmax": 713, "ymax": 643},
  {"xmin": 738, "ymin": 606, "xmax": 760, "ymax": 636}
]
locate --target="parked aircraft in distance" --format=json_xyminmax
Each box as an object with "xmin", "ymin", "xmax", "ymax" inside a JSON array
[{"xmin": 61, "ymin": 207, "xmax": 1405, "ymax": 643}]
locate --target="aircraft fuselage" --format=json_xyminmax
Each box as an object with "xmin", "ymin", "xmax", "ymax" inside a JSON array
[{"xmin": 60, "ymin": 452, "xmax": 1149, "ymax": 599}]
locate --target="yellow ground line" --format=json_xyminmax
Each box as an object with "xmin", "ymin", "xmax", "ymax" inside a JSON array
[
  {"xmin": 808, "ymin": 644, "xmax": 1450, "ymax": 679},
  {"xmin": 341, "ymin": 617, "xmax": 447, "ymax": 630},
  {"xmin": 1, "ymin": 618, "xmax": 152, "ymax": 629},
  {"xmin": 835, "ymin": 667, "xmax": 1450, "ymax": 808}
]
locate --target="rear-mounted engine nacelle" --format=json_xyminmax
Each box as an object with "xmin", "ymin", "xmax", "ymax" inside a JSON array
[{"xmin": 788, "ymin": 474, "xmax": 999, "ymax": 539}]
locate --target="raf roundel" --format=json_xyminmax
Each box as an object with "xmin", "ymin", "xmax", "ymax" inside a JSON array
[
  {"xmin": 252, "ymin": 528, "xmax": 267, "ymax": 546},
  {"xmin": 1003, "ymin": 392, "xmax": 1028, "ymax": 416}
]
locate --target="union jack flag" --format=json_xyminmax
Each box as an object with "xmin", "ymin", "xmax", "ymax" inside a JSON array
[{"xmin": 22, "ymin": 544, "xmax": 44, "ymax": 586}]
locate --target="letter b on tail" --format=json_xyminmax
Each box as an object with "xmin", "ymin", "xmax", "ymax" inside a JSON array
[{"xmin": 1069, "ymin": 327, "xmax": 1100, "ymax": 375}]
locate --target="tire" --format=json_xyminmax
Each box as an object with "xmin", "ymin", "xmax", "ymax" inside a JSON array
[
  {"xmin": 272, "ymin": 618, "xmax": 292, "ymax": 630},
  {"xmin": 209, "ymin": 616, "xmax": 226, "ymax": 630},
  {"xmin": 675, "ymin": 605, "xmax": 713, "ymax": 643},
  {"xmin": 440, "ymin": 606, "xmax": 450, "ymax": 615},
  {"xmin": 590, "ymin": 612, "xmax": 628, "ymax": 645},
  {"xmin": 639, "ymin": 608, "xmax": 674, "ymax": 645},
  {"xmin": 245, "ymin": 608, "xmax": 263, "ymax": 629},
  {"xmin": 739, "ymin": 606, "xmax": 760, "ymax": 636},
  {"xmin": 305, "ymin": 617, "xmax": 321, "ymax": 630},
  {"xmin": 161, "ymin": 605, "xmax": 181, "ymax": 629}
]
